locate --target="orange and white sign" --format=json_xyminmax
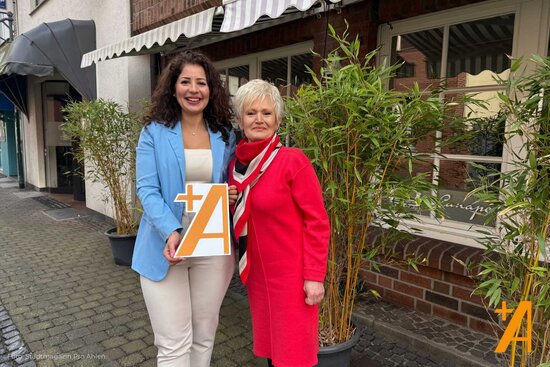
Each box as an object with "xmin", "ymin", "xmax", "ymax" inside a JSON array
[{"xmin": 173, "ymin": 183, "xmax": 231, "ymax": 257}]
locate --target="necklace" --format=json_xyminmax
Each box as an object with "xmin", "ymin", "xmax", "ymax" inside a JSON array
[{"xmin": 185, "ymin": 121, "xmax": 204, "ymax": 136}]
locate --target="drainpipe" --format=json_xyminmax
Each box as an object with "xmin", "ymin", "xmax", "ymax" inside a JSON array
[{"xmin": 14, "ymin": 109, "xmax": 23, "ymax": 188}]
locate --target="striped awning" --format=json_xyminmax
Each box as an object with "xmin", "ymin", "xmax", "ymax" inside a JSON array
[
  {"xmin": 220, "ymin": 0, "xmax": 340, "ymax": 33},
  {"xmin": 81, "ymin": 0, "xmax": 343, "ymax": 67},
  {"xmin": 81, "ymin": 7, "xmax": 217, "ymax": 68}
]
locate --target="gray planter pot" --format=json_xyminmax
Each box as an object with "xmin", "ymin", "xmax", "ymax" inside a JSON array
[
  {"xmin": 316, "ymin": 325, "xmax": 362, "ymax": 367},
  {"xmin": 105, "ymin": 227, "xmax": 136, "ymax": 266}
]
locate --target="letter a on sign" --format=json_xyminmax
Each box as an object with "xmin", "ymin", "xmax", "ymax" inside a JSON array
[
  {"xmin": 495, "ymin": 301, "xmax": 532, "ymax": 353},
  {"xmin": 173, "ymin": 183, "xmax": 231, "ymax": 257}
]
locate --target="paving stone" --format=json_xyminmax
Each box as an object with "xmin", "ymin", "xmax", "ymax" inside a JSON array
[
  {"xmin": 40, "ymin": 335, "xmax": 68, "ymax": 348},
  {"xmin": 117, "ymin": 353, "xmax": 145, "ymax": 367},
  {"xmin": 59, "ymin": 337, "xmax": 87, "ymax": 353},
  {"xmin": 0, "ymin": 321, "xmax": 15, "ymax": 330},
  {"xmin": 5, "ymin": 340, "xmax": 24, "ymax": 353},
  {"xmin": 141, "ymin": 346, "xmax": 157, "ymax": 360},
  {"xmin": 101, "ymin": 336, "xmax": 127, "ymax": 349},
  {"xmin": 140, "ymin": 359, "xmax": 157, "ymax": 367},
  {"xmin": 124, "ymin": 329, "xmax": 148, "ymax": 341},
  {"xmin": 120, "ymin": 340, "xmax": 146, "ymax": 355},
  {"xmin": 90, "ymin": 313, "xmax": 112, "ymax": 323},
  {"xmin": 23, "ymin": 331, "xmax": 49, "ymax": 344}
]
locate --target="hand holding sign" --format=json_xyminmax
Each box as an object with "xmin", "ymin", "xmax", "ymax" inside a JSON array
[{"xmin": 173, "ymin": 183, "xmax": 231, "ymax": 257}]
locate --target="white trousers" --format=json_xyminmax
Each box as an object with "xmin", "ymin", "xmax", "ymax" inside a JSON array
[{"xmin": 140, "ymin": 254, "xmax": 235, "ymax": 367}]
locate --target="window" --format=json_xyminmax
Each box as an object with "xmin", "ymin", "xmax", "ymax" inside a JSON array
[
  {"xmin": 379, "ymin": 0, "xmax": 550, "ymax": 245},
  {"xmin": 30, "ymin": 0, "xmax": 48, "ymax": 13},
  {"xmin": 216, "ymin": 41, "xmax": 314, "ymax": 98},
  {"xmin": 219, "ymin": 65, "xmax": 249, "ymax": 97}
]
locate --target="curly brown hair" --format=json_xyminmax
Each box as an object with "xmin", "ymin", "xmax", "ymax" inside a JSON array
[{"xmin": 144, "ymin": 50, "xmax": 233, "ymax": 143}]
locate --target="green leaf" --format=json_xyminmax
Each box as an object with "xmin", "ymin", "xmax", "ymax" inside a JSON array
[
  {"xmin": 370, "ymin": 289, "xmax": 381, "ymax": 298},
  {"xmin": 536, "ymin": 233, "xmax": 547, "ymax": 257},
  {"xmin": 529, "ymin": 151, "xmax": 537, "ymax": 170},
  {"xmin": 488, "ymin": 288, "xmax": 502, "ymax": 308},
  {"xmin": 479, "ymin": 278, "xmax": 498, "ymax": 289},
  {"xmin": 510, "ymin": 56, "xmax": 523, "ymax": 72},
  {"xmin": 511, "ymin": 278, "xmax": 520, "ymax": 294}
]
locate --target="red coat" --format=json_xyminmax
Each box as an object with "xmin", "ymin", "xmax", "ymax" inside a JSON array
[{"xmin": 229, "ymin": 147, "xmax": 330, "ymax": 367}]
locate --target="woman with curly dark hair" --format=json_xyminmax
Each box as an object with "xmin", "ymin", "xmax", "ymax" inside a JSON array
[{"xmin": 132, "ymin": 50, "xmax": 236, "ymax": 367}]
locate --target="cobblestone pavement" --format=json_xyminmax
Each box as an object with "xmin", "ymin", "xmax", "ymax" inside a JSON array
[
  {"xmin": 0, "ymin": 176, "xmax": 510, "ymax": 367},
  {"xmin": 353, "ymin": 297, "xmax": 511, "ymax": 367}
]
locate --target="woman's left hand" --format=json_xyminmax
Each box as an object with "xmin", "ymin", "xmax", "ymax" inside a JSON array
[
  {"xmin": 304, "ymin": 280, "xmax": 325, "ymax": 305},
  {"xmin": 228, "ymin": 185, "xmax": 238, "ymax": 206}
]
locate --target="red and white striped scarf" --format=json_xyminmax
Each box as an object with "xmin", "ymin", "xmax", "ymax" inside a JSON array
[{"xmin": 230, "ymin": 134, "xmax": 282, "ymax": 284}]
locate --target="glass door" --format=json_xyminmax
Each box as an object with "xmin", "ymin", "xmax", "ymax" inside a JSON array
[{"xmin": 42, "ymin": 81, "xmax": 81, "ymax": 194}]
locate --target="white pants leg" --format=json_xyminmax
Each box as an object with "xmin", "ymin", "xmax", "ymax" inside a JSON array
[
  {"xmin": 140, "ymin": 253, "xmax": 234, "ymax": 367},
  {"xmin": 188, "ymin": 254, "xmax": 234, "ymax": 366}
]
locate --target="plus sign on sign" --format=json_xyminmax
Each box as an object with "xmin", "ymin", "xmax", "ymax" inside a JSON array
[{"xmin": 173, "ymin": 183, "xmax": 231, "ymax": 257}]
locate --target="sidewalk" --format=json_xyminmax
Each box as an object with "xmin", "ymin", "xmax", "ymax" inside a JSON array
[{"xmin": 0, "ymin": 176, "xmax": 507, "ymax": 367}]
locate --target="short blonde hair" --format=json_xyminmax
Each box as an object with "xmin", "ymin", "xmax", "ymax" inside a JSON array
[{"xmin": 234, "ymin": 79, "xmax": 284, "ymax": 123}]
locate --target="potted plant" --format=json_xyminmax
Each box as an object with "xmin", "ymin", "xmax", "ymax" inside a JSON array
[
  {"xmin": 62, "ymin": 99, "xmax": 142, "ymax": 266},
  {"xmin": 468, "ymin": 56, "xmax": 550, "ymax": 367},
  {"xmin": 285, "ymin": 26, "xmax": 447, "ymax": 366}
]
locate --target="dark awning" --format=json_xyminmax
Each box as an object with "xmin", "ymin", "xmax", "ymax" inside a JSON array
[{"xmin": 0, "ymin": 19, "xmax": 97, "ymax": 116}]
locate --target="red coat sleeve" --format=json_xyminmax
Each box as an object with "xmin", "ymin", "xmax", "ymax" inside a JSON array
[{"xmin": 290, "ymin": 151, "xmax": 330, "ymax": 282}]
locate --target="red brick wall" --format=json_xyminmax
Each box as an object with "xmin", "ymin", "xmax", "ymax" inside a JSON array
[
  {"xmin": 360, "ymin": 235, "xmax": 499, "ymax": 335},
  {"xmin": 131, "ymin": 0, "xmax": 221, "ymax": 35},
  {"xmin": 378, "ymin": 0, "xmax": 486, "ymax": 22}
]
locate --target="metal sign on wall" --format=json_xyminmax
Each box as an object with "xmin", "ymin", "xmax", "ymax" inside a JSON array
[{"xmin": 0, "ymin": 1, "xmax": 5, "ymax": 9}]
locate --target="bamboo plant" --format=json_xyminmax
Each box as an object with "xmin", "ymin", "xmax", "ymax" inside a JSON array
[
  {"xmin": 62, "ymin": 99, "xmax": 142, "ymax": 235},
  {"xmin": 469, "ymin": 55, "xmax": 550, "ymax": 367},
  {"xmin": 285, "ymin": 26, "xmax": 448, "ymax": 346}
]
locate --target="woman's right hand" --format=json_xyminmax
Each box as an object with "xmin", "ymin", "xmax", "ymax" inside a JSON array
[
  {"xmin": 163, "ymin": 231, "xmax": 184, "ymax": 265},
  {"xmin": 228, "ymin": 185, "xmax": 238, "ymax": 206}
]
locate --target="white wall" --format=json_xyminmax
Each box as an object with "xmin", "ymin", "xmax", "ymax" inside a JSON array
[
  {"xmin": 22, "ymin": 76, "xmax": 45, "ymax": 188},
  {"xmin": 16, "ymin": 0, "xmax": 152, "ymax": 219}
]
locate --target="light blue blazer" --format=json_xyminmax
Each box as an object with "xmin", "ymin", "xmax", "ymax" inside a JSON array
[{"xmin": 132, "ymin": 121, "xmax": 236, "ymax": 281}]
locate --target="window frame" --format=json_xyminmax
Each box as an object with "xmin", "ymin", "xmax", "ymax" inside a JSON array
[
  {"xmin": 214, "ymin": 41, "xmax": 314, "ymax": 94},
  {"xmin": 29, "ymin": 0, "xmax": 48, "ymax": 14},
  {"xmin": 377, "ymin": 0, "xmax": 550, "ymax": 246}
]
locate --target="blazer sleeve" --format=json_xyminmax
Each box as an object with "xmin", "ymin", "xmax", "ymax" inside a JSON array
[
  {"xmin": 136, "ymin": 126, "xmax": 182, "ymax": 242},
  {"xmin": 290, "ymin": 153, "xmax": 330, "ymax": 282}
]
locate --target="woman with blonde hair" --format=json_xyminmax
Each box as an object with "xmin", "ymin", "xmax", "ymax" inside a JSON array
[{"xmin": 228, "ymin": 79, "xmax": 330, "ymax": 367}]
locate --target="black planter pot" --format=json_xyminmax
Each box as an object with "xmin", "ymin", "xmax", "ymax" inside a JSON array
[
  {"xmin": 316, "ymin": 325, "xmax": 362, "ymax": 367},
  {"xmin": 105, "ymin": 227, "xmax": 136, "ymax": 266}
]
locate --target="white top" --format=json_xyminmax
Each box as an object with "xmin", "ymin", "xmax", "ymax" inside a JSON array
[{"xmin": 184, "ymin": 149, "xmax": 212, "ymax": 183}]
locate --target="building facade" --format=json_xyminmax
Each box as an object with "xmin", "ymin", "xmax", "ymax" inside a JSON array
[{"xmin": 8, "ymin": 0, "xmax": 151, "ymax": 216}]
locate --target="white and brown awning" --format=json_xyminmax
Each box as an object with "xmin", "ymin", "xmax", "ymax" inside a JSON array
[
  {"xmin": 81, "ymin": 7, "xmax": 218, "ymax": 68},
  {"xmin": 220, "ymin": 0, "xmax": 340, "ymax": 33},
  {"xmin": 81, "ymin": 0, "xmax": 343, "ymax": 68}
]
